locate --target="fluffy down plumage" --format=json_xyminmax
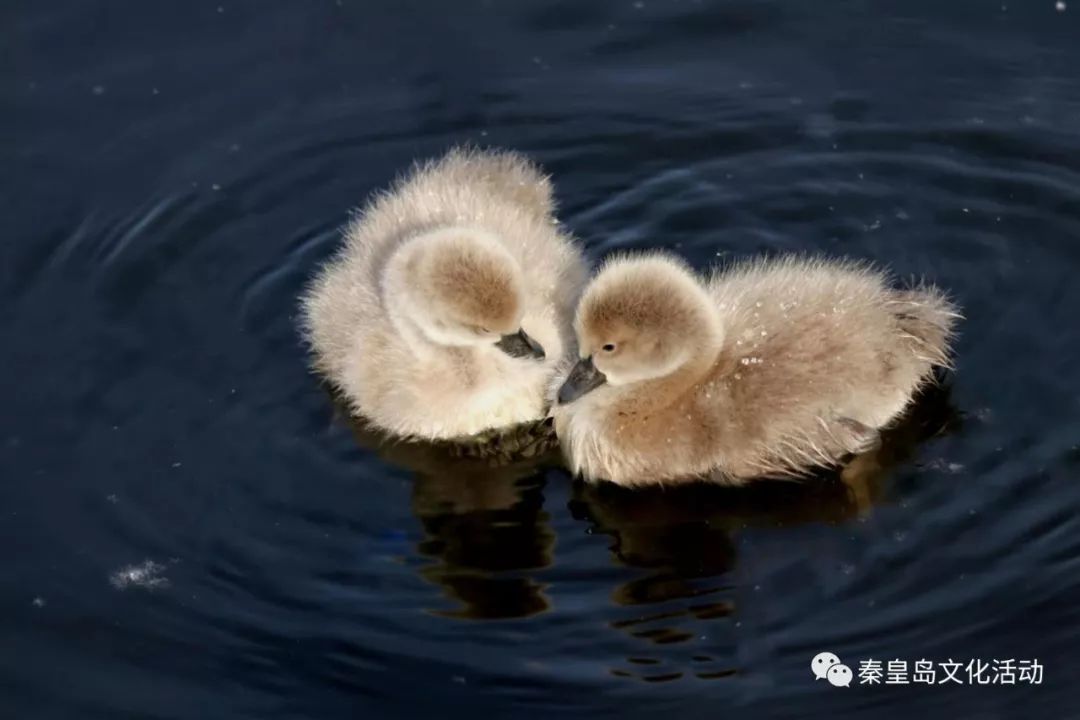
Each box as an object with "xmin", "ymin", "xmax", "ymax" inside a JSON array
[
  {"xmin": 301, "ymin": 147, "xmax": 588, "ymax": 440},
  {"xmin": 553, "ymin": 254, "xmax": 959, "ymax": 486}
]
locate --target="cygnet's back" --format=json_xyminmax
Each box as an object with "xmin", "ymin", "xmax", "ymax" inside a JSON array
[{"xmin": 705, "ymin": 257, "xmax": 955, "ymax": 472}]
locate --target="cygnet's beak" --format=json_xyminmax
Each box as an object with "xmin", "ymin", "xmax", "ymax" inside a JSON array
[
  {"xmin": 557, "ymin": 356, "xmax": 607, "ymax": 405},
  {"xmin": 495, "ymin": 328, "xmax": 545, "ymax": 360}
]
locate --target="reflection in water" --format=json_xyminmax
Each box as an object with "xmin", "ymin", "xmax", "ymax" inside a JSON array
[
  {"xmin": 350, "ymin": 416, "xmax": 561, "ymax": 619},
  {"xmin": 348, "ymin": 378, "xmax": 956, "ymax": 638},
  {"xmin": 570, "ymin": 381, "xmax": 959, "ymax": 682},
  {"xmin": 342, "ymin": 380, "xmax": 955, "ymax": 677}
]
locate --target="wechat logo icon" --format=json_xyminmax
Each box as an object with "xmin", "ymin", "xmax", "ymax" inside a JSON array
[{"xmin": 812, "ymin": 651, "xmax": 852, "ymax": 687}]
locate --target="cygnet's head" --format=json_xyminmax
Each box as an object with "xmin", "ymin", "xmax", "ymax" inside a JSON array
[
  {"xmin": 390, "ymin": 227, "xmax": 544, "ymax": 359},
  {"xmin": 558, "ymin": 255, "xmax": 721, "ymax": 404}
]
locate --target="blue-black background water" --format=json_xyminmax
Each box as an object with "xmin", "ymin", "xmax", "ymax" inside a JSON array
[{"xmin": 4, "ymin": 1, "xmax": 1080, "ymax": 718}]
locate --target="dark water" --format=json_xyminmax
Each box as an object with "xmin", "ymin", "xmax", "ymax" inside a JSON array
[{"xmin": 4, "ymin": 1, "xmax": 1080, "ymax": 718}]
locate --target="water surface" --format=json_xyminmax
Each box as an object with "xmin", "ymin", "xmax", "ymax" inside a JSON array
[{"xmin": 4, "ymin": 1, "xmax": 1080, "ymax": 718}]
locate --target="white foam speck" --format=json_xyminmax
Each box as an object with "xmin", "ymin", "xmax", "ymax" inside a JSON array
[{"xmin": 110, "ymin": 560, "xmax": 170, "ymax": 591}]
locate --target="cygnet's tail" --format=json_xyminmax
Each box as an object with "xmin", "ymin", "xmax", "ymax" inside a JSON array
[{"xmin": 889, "ymin": 285, "xmax": 961, "ymax": 369}]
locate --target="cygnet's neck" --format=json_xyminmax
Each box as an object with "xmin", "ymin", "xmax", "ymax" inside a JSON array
[
  {"xmin": 673, "ymin": 309, "xmax": 725, "ymax": 390},
  {"xmin": 635, "ymin": 297, "xmax": 725, "ymax": 411},
  {"xmin": 381, "ymin": 239, "xmax": 441, "ymax": 359}
]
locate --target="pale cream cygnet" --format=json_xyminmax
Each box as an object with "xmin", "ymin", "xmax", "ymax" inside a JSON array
[
  {"xmin": 301, "ymin": 148, "xmax": 586, "ymax": 440},
  {"xmin": 553, "ymin": 254, "xmax": 959, "ymax": 486}
]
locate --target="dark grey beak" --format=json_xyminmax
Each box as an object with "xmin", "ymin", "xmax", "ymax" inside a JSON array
[
  {"xmin": 557, "ymin": 356, "xmax": 607, "ymax": 405},
  {"xmin": 495, "ymin": 328, "xmax": 545, "ymax": 360}
]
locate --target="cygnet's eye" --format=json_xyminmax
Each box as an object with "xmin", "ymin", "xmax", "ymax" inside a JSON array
[{"xmin": 602, "ymin": 343, "xmax": 616, "ymax": 353}]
